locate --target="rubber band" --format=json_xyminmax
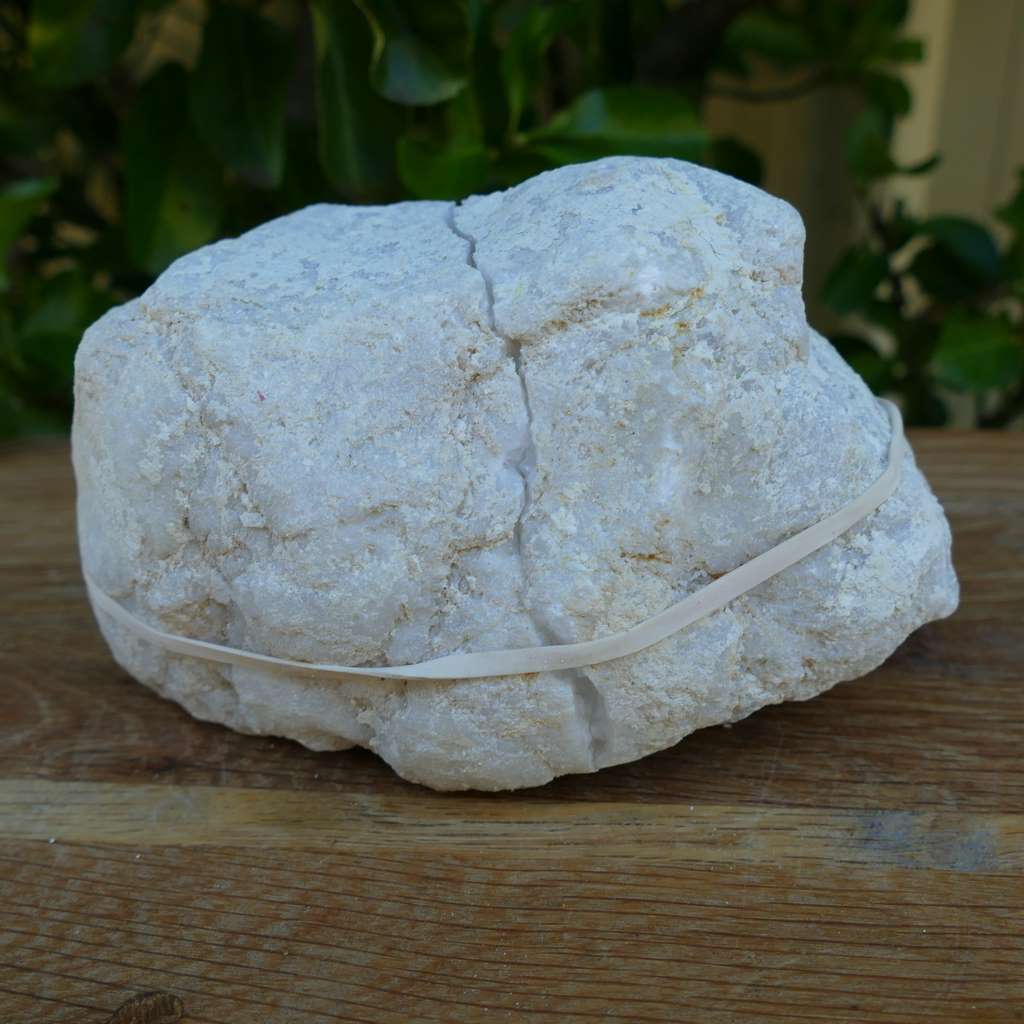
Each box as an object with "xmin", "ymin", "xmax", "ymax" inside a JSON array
[{"xmin": 85, "ymin": 399, "xmax": 905, "ymax": 682}]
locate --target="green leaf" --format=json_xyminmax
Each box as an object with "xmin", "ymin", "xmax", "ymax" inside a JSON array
[
  {"xmin": 884, "ymin": 37, "xmax": 924, "ymax": 62},
  {"xmin": 397, "ymin": 135, "xmax": 489, "ymax": 199},
  {"xmin": 0, "ymin": 178, "xmax": 57, "ymax": 290},
  {"xmin": 0, "ymin": 95, "xmax": 55, "ymax": 157},
  {"xmin": 822, "ymin": 245, "xmax": 888, "ymax": 314},
  {"xmin": 499, "ymin": 2, "xmax": 582, "ymax": 133},
  {"xmin": 869, "ymin": 198, "xmax": 919, "ymax": 252},
  {"xmin": 846, "ymin": 108, "xmax": 938, "ymax": 183},
  {"xmin": 723, "ymin": 12, "xmax": 815, "ymax": 69},
  {"xmin": 997, "ymin": 172, "xmax": 1024, "ymax": 291},
  {"xmin": 489, "ymin": 148, "xmax": 555, "ymax": 189},
  {"xmin": 29, "ymin": 0, "xmax": 137, "ymax": 87},
  {"xmin": 13, "ymin": 268, "xmax": 115, "ymax": 412},
  {"xmin": 708, "ymin": 137, "xmax": 763, "ymax": 186},
  {"xmin": 528, "ymin": 86, "xmax": 707, "ymax": 165},
  {"xmin": 807, "ymin": 1, "xmax": 856, "ymax": 54},
  {"xmin": 311, "ymin": 0, "xmax": 401, "ymax": 199},
  {"xmin": 865, "ymin": 0, "xmax": 910, "ymax": 30},
  {"xmin": 1003, "ymin": 240, "xmax": 1024, "ymax": 297},
  {"xmin": 123, "ymin": 66, "xmax": 225, "ymax": 275},
  {"xmin": 465, "ymin": 0, "xmax": 507, "ymax": 146},
  {"xmin": 918, "ymin": 217, "xmax": 1001, "ymax": 284},
  {"xmin": 19, "ymin": 269, "xmax": 110, "ymax": 342},
  {"xmin": 860, "ymin": 297, "xmax": 904, "ymax": 335},
  {"xmin": 0, "ymin": 307, "xmax": 19, "ymax": 375},
  {"xmin": 901, "ymin": 153, "xmax": 941, "ymax": 176},
  {"xmin": 831, "ymin": 334, "xmax": 893, "ymax": 392},
  {"xmin": 587, "ymin": 0, "xmax": 636, "ymax": 86},
  {"xmin": 907, "ymin": 216, "xmax": 1002, "ymax": 302},
  {"xmin": 995, "ymin": 169, "xmax": 1024, "ymax": 235},
  {"xmin": 0, "ymin": 386, "xmax": 21, "ymax": 439},
  {"xmin": 934, "ymin": 313, "xmax": 1024, "ymax": 391},
  {"xmin": 278, "ymin": 124, "xmax": 337, "ymax": 211},
  {"xmin": 846, "ymin": 108, "xmax": 896, "ymax": 183},
  {"xmin": 862, "ymin": 71, "xmax": 911, "ymax": 118},
  {"xmin": 189, "ymin": 5, "xmax": 293, "ymax": 188},
  {"xmin": 909, "ymin": 245, "xmax": 975, "ymax": 303},
  {"xmin": 442, "ymin": 79, "xmax": 485, "ymax": 145},
  {"xmin": 843, "ymin": 0, "xmax": 911, "ymax": 68},
  {"xmin": 355, "ymin": 0, "xmax": 471, "ymax": 105}
]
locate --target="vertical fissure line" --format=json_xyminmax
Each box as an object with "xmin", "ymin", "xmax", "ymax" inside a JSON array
[
  {"xmin": 445, "ymin": 203, "xmax": 610, "ymax": 769},
  {"xmin": 446, "ymin": 205, "xmax": 535, "ymax": 559}
]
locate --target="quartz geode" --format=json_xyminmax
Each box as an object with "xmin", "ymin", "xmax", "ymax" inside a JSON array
[{"xmin": 73, "ymin": 156, "xmax": 958, "ymax": 790}]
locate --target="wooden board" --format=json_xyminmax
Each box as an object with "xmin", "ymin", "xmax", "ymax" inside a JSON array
[{"xmin": 1, "ymin": 433, "xmax": 1022, "ymax": 1023}]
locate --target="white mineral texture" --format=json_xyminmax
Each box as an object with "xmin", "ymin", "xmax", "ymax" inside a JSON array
[{"xmin": 73, "ymin": 156, "xmax": 959, "ymax": 790}]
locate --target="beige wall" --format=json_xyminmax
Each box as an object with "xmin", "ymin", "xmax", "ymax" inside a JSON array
[{"xmin": 895, "ymin": 0, "xmax": 1024, "ymax": 225}]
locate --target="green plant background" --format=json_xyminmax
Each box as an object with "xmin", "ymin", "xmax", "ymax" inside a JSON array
[{"xmin": 3, "ymin": 0, "xmax": 1023, "ymax": 437}]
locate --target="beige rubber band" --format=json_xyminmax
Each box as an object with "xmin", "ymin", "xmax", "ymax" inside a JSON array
[{"xmin": 85, "ymin": 399, "xmax": 905, "ymax": 682}]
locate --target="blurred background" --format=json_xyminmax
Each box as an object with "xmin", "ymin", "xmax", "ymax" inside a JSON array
[{"xmin": 2, "ymin": 0, "xmax": 1023, "ymax": 438}]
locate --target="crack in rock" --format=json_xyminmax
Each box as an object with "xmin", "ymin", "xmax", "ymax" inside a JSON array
[{"xmin": 446, "ymin": 203, "xmax": 610, "ymax": 769}]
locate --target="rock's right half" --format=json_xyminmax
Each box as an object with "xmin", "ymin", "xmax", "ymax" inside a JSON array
[{"xmin": 454, "ymin": 156, "xmax": 959, "ymax": 772}]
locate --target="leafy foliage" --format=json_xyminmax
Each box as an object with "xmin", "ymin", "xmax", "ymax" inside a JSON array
[
  {"xmin": 817, "ymin": 152, "xmax": 1024, "ymax": 427},
  {"xmin": 356, "ymin": 0, "xmax": 472, "ymax": 106},
  {"xmin": 528, "ymin": 86, "xmax": 707, "ymax": 165},
  {"xmin": 1, "ymin": 0, "xmax": 1022, "ymax": 436},
  {"xmin": 123, "ymin": 65, "xmax": 225, "ymax": 274},
  {"xmin": 189, "ymin": 3, "xmax": 293, "ymax": 186}
]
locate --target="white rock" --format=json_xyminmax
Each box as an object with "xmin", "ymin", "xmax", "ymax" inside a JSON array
[{"xmin": 73, "ymin": 157, "xmax": 958, "ymax": 790}]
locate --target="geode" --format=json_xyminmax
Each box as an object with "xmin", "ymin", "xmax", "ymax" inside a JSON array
[{"xmin": 73, "ymin": 156, "xmax": 958, "ymax": 790}]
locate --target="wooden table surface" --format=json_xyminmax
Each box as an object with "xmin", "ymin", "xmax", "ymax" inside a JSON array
[{"xmin": 1, "ymin": 434, "xmax": 1022, "ymax": 1024}]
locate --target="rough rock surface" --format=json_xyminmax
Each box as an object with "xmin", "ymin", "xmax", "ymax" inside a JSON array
[{"xmin": 73, "ymin": 156, "xmax": 959, "ymax": 790}]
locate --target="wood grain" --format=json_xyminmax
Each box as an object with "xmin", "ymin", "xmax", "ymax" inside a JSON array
[{"xmin": 1, "ymin": 433, "xmax": 1022, "ymax": 1023}]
